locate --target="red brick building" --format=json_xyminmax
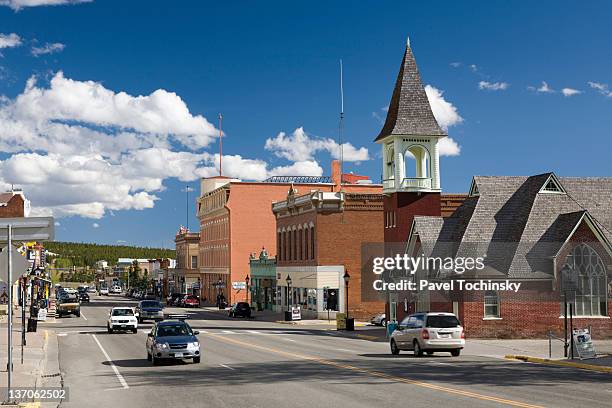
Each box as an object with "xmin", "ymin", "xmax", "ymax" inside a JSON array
[
  {"xmin": 196, "ymin": 161, "xmax": 381, "ymax": 306},
  {"xmin": 171, "ymin": 227, "xmax": 201, "ymax": 296},
  {"xmin": 272, "ymin": 187, "xmax": 384, "ymax": 320},
  {"xmin": 0, "ymin": 189, "xmax": 30, "ymax": 218},
  {"xmin": 374, "ymin": 38, "xmax": 612, "ymax": 338}
]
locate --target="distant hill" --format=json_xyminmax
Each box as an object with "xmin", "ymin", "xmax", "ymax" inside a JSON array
[{"xmin": 45, "ymin": 241, "xmax": 176, "ymax": 268}]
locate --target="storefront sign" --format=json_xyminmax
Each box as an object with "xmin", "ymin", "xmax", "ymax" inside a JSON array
[
  {"xmin": 291, "ymin": 306, "xmax": 301, "ymax": 321},
  {"xmin": 232, "ymin": 281, "xmax": 246, "ymax": 290},
  {"xmin": 572, "ymin": 328, "xmax": 596, "ymax": 360},
  {"xmin": 37, "ymin": 308, "xmax": 48, "ymax": 321}
]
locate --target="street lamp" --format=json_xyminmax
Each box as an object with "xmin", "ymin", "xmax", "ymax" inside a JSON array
[
  {"xmin": 343, "ymin": 270, "xmax": 350, "ymax": 318},
  {"xmin": 245, "ymin": 275, "xmax": 250, "ymax": 305}
]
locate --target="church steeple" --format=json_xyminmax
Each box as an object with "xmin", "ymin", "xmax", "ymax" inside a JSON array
[
  {"xmin": 376, "ymin": 37, "xmax": 446, "ymax": 194},
  {"xmin": 376, "ymin": 37, "xmax": 446, "ymax": 141}
]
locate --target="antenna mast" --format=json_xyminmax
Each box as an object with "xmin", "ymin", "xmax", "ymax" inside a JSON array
[
  {"xmin": 218, "ymin": 113, "xmax": 223, "ymax": 176},
  {"xmin": 339, "ymin": 59, "xmax": 344, "ymax": 185}
]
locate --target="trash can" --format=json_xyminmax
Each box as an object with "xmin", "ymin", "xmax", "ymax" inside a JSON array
[
  {"xmin": 284, "ymin": 311, "xmax": 292, "ymax": 321},
  {"xmin": 387, "ymin": 322, "xmax": 398, "ymax": 337},
  {"xmin": 27, "ymin": 318, "xmax": 38, "ymax": 332},
  {"xmin": 346, "ymin": 318, "xmax": 355, "ymax": 331}
]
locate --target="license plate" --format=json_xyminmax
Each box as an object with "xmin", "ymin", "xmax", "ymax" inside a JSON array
[
  {"xmin": 439, "ymin": 333, "xmax": 451, "ymax": 338},
  {"xmin": 121, "ymin": 325, "xmax": 126, "ymax": 328},
  {"xmin": 174, "ymin": 352, "xmax": 183, "ymax": 358}
]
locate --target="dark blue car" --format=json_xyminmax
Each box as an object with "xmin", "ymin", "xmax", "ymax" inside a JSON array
[{"xmin": 136, "ymin": 300, "xmax": 164, "ymax": 323}]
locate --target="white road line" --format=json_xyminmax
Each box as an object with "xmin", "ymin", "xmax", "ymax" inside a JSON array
[
  {"xmin": 221, "ymin": 330, "xmax": 235, "ymax": 334},
  {"xmin": 91, "ymin": 334, "xmax": 129, "ymax": 389},
  {"xmin": 281, "ymin": 337, "xmax": 296, "ymax": 342},
  {"xmin": 80, "ymin": 311, "xmax": 88, "ymax": 321},
  {"xmin": 219, "ymin": 364, "xmax": 235, "ymax": 370},
  {"xmin": 57, "ymin": 333, "xmax": 67, "ymax": 337},
  {"xmin": 247, "ymin": 330, "xmax": 261, "ymax": 334},
  {"xmin": 199, "ymin": 330, "xmax": 209, "ymax": 334},
  {"xmin": 335, "ymin": 348, "xmax": 357, "ymax": 354}
]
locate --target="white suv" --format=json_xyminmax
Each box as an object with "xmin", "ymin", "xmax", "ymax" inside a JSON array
[
  {"xmin": 107, "ymin": 307, "xmax": 138, "ymax": 333},
  {"xmin": 390, "ymin": 312, "xmax": 464, "ymax": 357}
]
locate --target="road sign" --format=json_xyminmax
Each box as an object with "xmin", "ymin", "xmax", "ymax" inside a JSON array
[
  {"xmin": 0, "ymin": 248, "xmax": 31, "ymax": 283},
  {"xmin": 572, "ymin": 328, "xmax": 597, "ymax": 360},
  {"xmin": 0, "ymin": 217, "xmax": 54, "ymax": 242}
]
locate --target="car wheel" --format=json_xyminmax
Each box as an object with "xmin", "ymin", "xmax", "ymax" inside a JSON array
[
  {"xmin": 426, "ymin": 351, "xmax": 434, "ymax": 355},
  {"xmin": 390, "ymin": 340, "xmax": 400, "ymax": 355},
  {"xmin": 152, "ymin": 354, "xmax": 159, "ymax": 366},
  {"xmin": 193, "ymin": 357, "xmax": 201, "ymax": 364},
  {"xmin": 147, "ymin": 351, "xmax": 152, "ymax": 361},
  {"xmin": 76, "ymin": 312, "xmax": 81, "ymax": 317},
  {"xmin": 381, "ymin": 319, "xmax": 386, "ymax": 327},
  {"xmin": 132, "ymin": 328, "xmax": 137, "ymax": 334},
  {"xmin": 450, "ymin": 349, "xmax": 461, "ymax": 357},
  {"xmin": 413, "ymin": 340, "xmax": 423, "ymax": 357},
  {"xmin": 107, "ymin": 325, "xmax": 113, "ymax": 334}
]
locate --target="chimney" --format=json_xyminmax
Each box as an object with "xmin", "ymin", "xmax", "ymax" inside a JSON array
[{"xmin": 331, "ymin": 160, "xmax": 341, "ymax": 189}]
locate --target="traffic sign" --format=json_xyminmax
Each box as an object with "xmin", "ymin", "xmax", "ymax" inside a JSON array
[
  {"xmin": 0, "ymin": 217, "xmax": 54, "ymax": 242},
  {"xmin": 0, "ymin": 247, "xmax": 31, "ymax": 283}
]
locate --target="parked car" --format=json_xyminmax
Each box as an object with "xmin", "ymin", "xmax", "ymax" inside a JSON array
[
  {"xmin": 78, "ymin": 292, "xmax": 90, "ymax": 303},
  {"xmin": 100, "ymin": 286, "xmax": 109, "ymax": 296},
  {"xmin": 183, "ymin": 295, "xmax": 200, "ymax": 308},
  {"xmin": 107, "ymin": 307, "xmax": 138, "ymax": 333},
  {"xmin": 87, "ymin": 286, "xmax": 97, "ymax": 294},
  {"xmin": 111, "ymin": 285, "xmax": 122, "ymax": 294},
  {"xmin": 57, "ymin": 293, "xmax": 80, "ymax": 318},
  {"xmin": 146, "ymin": 320, "xmax": 200, "ymax": 365},
  {"xmin": 389, "ymin": 312, "xmax": 464, "ymax": 357},
  {"xmin": 136, "ymin": 300, "xmax": 164, "ymax": 323},
  {"xmin": 167, "ymin": 293, "xmax": 185, "ymax": 306},
  {"xmin": 144, "ymin": 293, "xmax": 157, "ymax": 300},
  {"xmin": 228, "ymin": 302, "xmax": 251, "ymax": 318},
  {"xmin": 370, "ymin": 313, "xmax": 386, "ymax": 327}
]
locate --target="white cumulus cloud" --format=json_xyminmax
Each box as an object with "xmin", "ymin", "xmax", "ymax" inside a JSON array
[
  {"xmin": 561, "ymin": 88, "xmax": 581, "ymax": 97},
  {"xmin": 265, "ymin": 127, "xmax": 369, "ymax": 162},
  {"xmin": 588, "ymin": 81, "xmax": 612, "ymax": 97},
  {"xmin": 31, "ymin": 42, "xmax": 65, "ymax": 57},
  {"xmin": 0, "ymin": 0, "xmax": 91, "ymax": 10},
  {"xmin": 478, "ymin": 81, "xmax": 509, "ymax": 91},
  {"xmin": 0, "ymin": 33, "xmax": 21, "ymax": 49}
]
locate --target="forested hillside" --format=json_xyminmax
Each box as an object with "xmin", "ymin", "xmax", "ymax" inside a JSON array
[{"xmin": 45, "ymin": 241, "xmax": 176, "ymax": 268}]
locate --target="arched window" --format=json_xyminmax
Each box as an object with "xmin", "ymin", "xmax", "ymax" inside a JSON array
[
  {"xmin": 405, "ymin": 145, "xmax": 430, "ymax": 179},
  {"xmin": 562, "ymin": 244, "xmax": 608, "ymax": 316}
]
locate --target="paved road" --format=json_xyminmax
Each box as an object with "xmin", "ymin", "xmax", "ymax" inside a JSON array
[{"xmin": 44, "ymin": 295, "xmax": 611, "ymax": 408}]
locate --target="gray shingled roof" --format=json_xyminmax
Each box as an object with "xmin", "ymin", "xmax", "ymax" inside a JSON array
[
  {"xmin": 412, "ymin": 174, "xmax": 612, "ymax": 279},
  {"xmin": 375, "ymin": 41, "xmax": 446, "ymax": 142}
]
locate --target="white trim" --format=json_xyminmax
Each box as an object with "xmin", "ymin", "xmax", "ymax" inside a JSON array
[
  {"xmin": 558, "ymin": 315, "xmax": 610, "ymax": 319},
  {"xmin": 538, "ymin": 173, "xmax": 566, "ymax": 194},
  {"xmin": 468, "ymin": 178, "xmax": 479, "ymax": 197},
  {"xmin": 482, "ymin": 317, "xmax": 503, "ymax": 321}
]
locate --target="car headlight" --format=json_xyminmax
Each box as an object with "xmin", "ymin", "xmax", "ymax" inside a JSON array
[
  {"xmin": 189, "ymin": 342, "xmax": 199, "ymax": 348},
  {"xmin": 156, "ymin": 342, "xmax": 169, "ymax": 350}
]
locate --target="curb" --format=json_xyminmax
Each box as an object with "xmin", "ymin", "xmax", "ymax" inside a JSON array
[{"xmin": 505, "ymin": 354, "xmax": 612, "ymax": 374}]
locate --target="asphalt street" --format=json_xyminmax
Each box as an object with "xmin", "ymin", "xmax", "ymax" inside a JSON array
[{"xmin": 43, "ymin": 295, "xmax": 611, "ymax": 408}]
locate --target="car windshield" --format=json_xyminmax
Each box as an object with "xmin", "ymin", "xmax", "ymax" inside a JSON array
[
  {"xmin": 112, "ymin": 309, "xmax": 134, "ymax": 316},
  {"xmin": 141, "ymin": 301, "xmax": 162, "ymax": 308},
  {"xmin": 157, "ymin": 324, "xmax": 192, "ymax": 337},
  {"xmin": 426, "ymin": 315, "xmax": 460, "ymax": 328}
]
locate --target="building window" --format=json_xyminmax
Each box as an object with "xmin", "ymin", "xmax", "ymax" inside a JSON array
[
  {"xmin": 310, "ymin": 226, "xmax": 315, "ymax": 260},
  {"xmin": 277, "ymin": 232, "xmax": 282, "ymax": 261},
  {"xmin": 562, "ymin": 244, "xmax": 608, "ymax": 316},
  {"xmin": 304, "ymin": 228, "xmax": 309, "ymax": 260},
  {"xmin": 191, "ymin": 256, "xmax": 198, "ymax": 269},
  {"xmin": 299, "ymin": 229, "xmax": 304, "ymax": 260},
  {"xmin": 484, "ymin": 291, "xmax": 500, "ymax": 318}
]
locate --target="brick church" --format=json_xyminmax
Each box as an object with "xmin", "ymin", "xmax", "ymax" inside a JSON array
[{"xmin": 375, "ymin": 38, "xmax": 612, "ymax": 338}]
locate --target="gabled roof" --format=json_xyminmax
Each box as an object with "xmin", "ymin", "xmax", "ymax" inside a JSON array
[
  {"xmin": 375, "ymin": 38, "xmax": 446, "ymax": 142},
  {"xmin": 410, "ymin": 173, "xmax": 612, "ymax": 279}
]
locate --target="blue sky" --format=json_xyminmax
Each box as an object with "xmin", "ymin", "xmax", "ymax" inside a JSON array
[{"xmin": 0, "ymin": 1, "xmax": 611, "ymax": 247}]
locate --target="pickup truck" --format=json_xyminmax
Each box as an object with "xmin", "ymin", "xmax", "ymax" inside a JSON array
[{"xmin": 57, "ymin": 293, "xmax": 81, "ymax": 318}]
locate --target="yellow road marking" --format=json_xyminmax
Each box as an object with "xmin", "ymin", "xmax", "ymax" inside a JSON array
[{"xmin": 208, "ymin": 333, "xmax": 545, "ymax": 408}]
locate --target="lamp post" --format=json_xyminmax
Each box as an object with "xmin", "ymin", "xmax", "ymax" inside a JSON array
[
  {"xmin": 286, "ymin": 275, "xmax": 292, "ymax": 310},
  {"xmin": 343, "ymin": 270, "xmax": 353, "ymax": 331},
  {"xmin": 245, "ymin": 275, "xmax": 250, "ymax": 306}
]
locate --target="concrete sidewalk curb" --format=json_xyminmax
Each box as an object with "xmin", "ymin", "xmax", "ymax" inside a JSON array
[{"xmin": 505, "ymin": 354, "xmax": 612, "ymax": 374}]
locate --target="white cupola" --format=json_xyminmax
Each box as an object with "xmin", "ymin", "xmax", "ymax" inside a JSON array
[{"xmin": 375, "ymin": 37, "xmax": 447, "ymax": 194}]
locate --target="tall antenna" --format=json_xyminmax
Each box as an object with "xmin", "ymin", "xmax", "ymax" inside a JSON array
[
  {"xmin": 218, "ymin": 113, "xmax": 223, "ymax": 176},
  {"xmin": 339, "ymin": 59, "xmax": 344, "ymax": 185}
]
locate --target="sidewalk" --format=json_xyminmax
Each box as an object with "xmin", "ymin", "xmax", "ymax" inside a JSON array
[{"xmin": 0, "ymin": 309, "xmax": 62, "ymax": 407}]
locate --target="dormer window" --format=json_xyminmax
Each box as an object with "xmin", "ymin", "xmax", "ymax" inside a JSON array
[{"xmin": 539, "ymin": 174, "xmax": 566, "ymax": 194}]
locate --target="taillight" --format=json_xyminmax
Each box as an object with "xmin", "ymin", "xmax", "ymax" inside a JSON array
[
  {"xmin": 461, "ymin": 329, "xmax": 465, "ymax": 339},
  {"xmin": 421, "ymin": 329, "xmax": 430, "ymax": 339}
]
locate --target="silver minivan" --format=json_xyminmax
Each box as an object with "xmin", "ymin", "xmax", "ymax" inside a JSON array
[{"xmin": 390, "ymin": 312, "xmax": 465, "ymax": 356}]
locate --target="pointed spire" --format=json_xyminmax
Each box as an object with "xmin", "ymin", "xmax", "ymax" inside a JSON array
[{"xmin": 375, "ymin": 38, "xmax": 446, "ymax": 142}]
